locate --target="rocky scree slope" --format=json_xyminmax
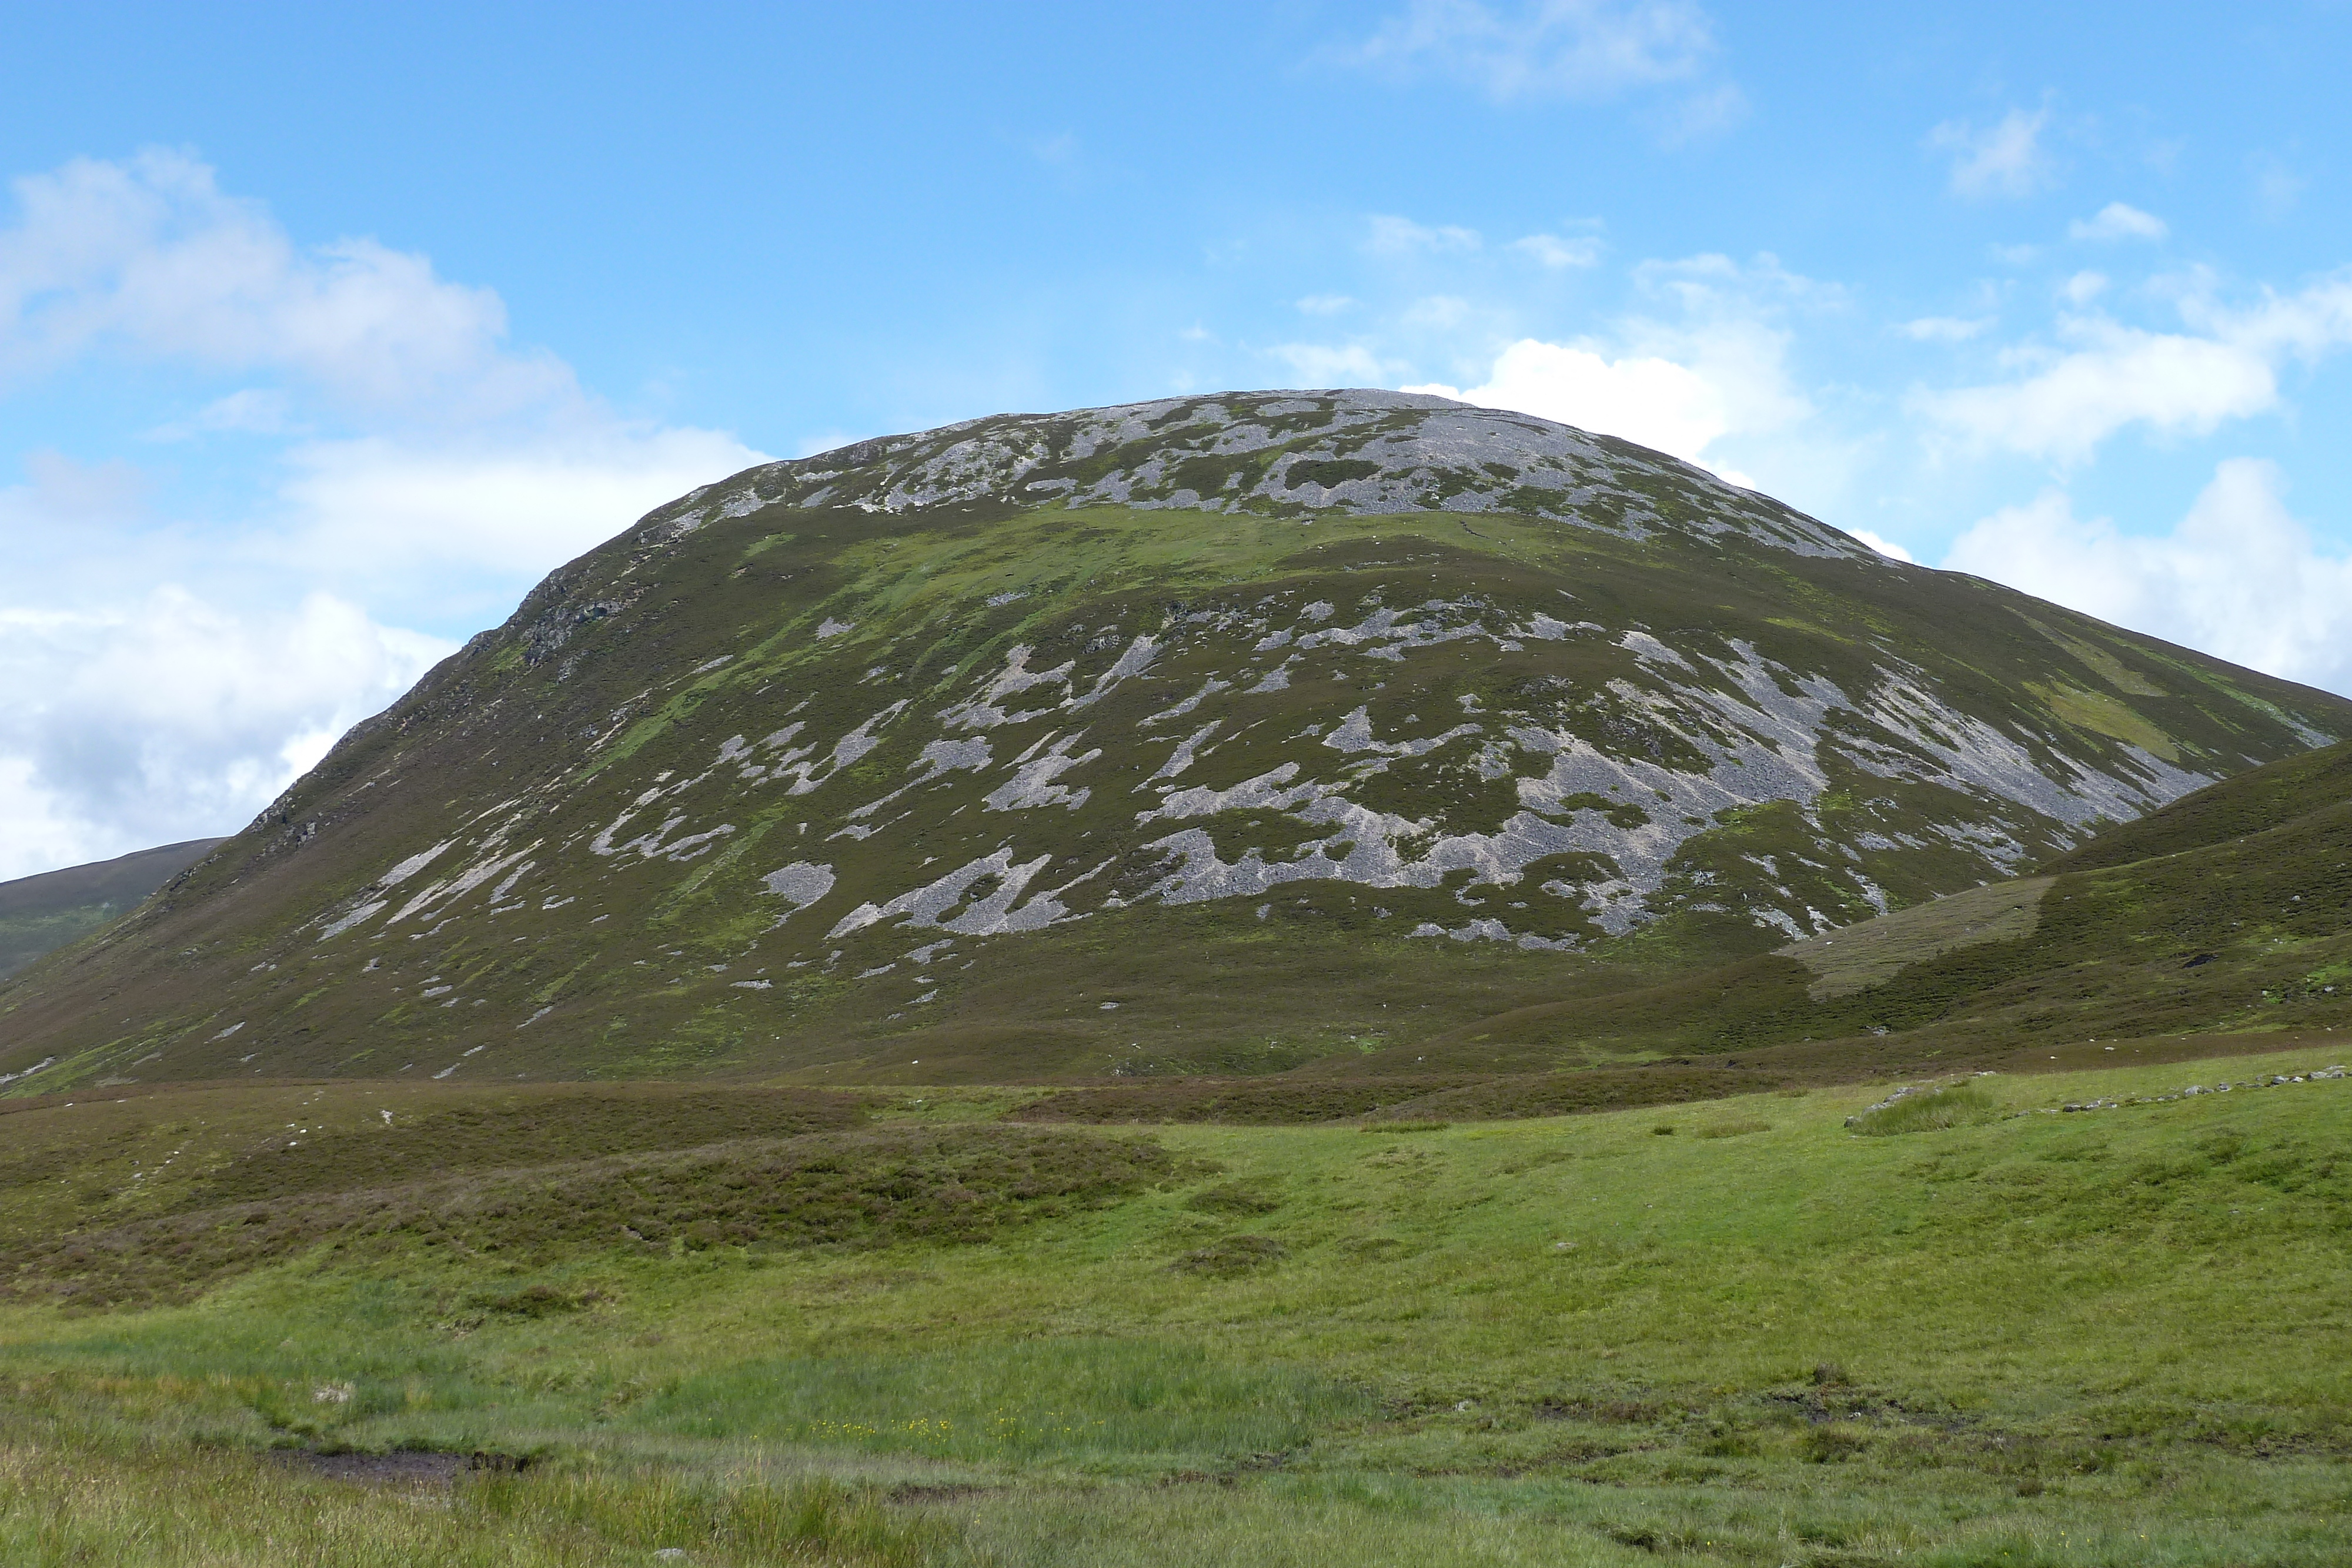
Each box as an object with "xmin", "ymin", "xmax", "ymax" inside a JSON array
[{"xmin": 1, "ymin": 390, "xmax": 2343, "ymax": 1091}]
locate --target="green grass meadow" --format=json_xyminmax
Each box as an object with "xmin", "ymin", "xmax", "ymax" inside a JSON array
[{"xmin": 4, "ymin": 1048, "xmax": 2350, "ymax": 1563}]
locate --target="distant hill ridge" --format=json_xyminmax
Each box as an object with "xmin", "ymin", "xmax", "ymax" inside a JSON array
[
  {"xmin": 1, "ymin": 389, "xmax": 2344, "ymax": 1092},
  {"xmin": 0, "ymin": 839, "xmax": 223, "ymax": 980}
]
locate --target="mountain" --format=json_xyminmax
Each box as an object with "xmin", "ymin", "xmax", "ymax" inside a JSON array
[
  {"xmin": 1, "ymin": 390, "xmax": 2345, "ymax": 1095},
  {"xmin": 0, "ymin": 839, "xmax": 224, "ymax": 981}
]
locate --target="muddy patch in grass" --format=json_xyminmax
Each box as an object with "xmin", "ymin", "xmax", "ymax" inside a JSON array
[{"xmin": 270, "ymin": 1449, "xmax": 475, "ymax": 1487}]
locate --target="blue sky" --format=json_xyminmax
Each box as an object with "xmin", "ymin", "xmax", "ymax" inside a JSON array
[{"xmin": 3, "ymin": 0, "xmax": 2350, "ymax": 876}]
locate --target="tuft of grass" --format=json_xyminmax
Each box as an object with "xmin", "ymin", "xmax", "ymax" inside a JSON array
[
  {"xmin": 1846, "ymin": 1083, "xmax": 2000, "ymax": 1135},
  {"xmin": 470, "ymin": 1282, "xmax": 599, "ymax": 1319},
  {"xmin": 1170, "ymin": 1235, "xmax": 1287, "ymax": 1278},
  {"xmin": 1184, "ymin": 1180, "xmax": 1283, "ymax": 1215},
  {"xmin": 1693, "ymin": 1118, "xmax": 1770, "ymax": 1138}
]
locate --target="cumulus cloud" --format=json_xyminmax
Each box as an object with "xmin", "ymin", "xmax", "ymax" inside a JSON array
[
  {"xmin": 1408, "ymin": 338, "xmax": 1729, "ymax": 460},
  {"xmin": 279, "ymin": 426, "xmax": 763, "ymax": 595},
  {"xmin": 1945, "ymin": 460, "xmax": 2352, "ymax": 696},
  {"xmin": 1847, "ymin": 529, "xmax": 1915, "ymax": 563},
  {"xmin": 2070, "ymin": 202, "xmax": 2167, "ymax": 242},
  {"xmin": 1402, "ymin": 252, "xmax": 1816, "ymax": 486},
  {"xmin": 0, "ymin": 589, "xmax": 450, "ymax": 879},
  {"xmin": 1900, "ymin": 316, "xmax": 1993, "ymax": 343},
  {"xmin": 153, "ymin": 386, "xmax": 296, "ymax": 438},
  {"xmin": 2180, "ymin": 270, "xmax": 2352, "ymax": 360},
  {"xmin": 1930, "ymin": 106, "xmax": 2056, "ymax": 199},
  {"xmin": 1343, "ymin": 0, "xmax": 1720, "ymax": 101},
  {"xmin": 1510, "ymin": 233, "xmax": 1603, "ymax": 268},
  {"xmin": 8, "ymin": 448, "xmax": 147, "ymax": 524},
  {"xmin": 0, "ymin": 149, "xmax": 760, "ymax": 875},
  {"xmin": 1367, "ymin": 215, "xmax": 1482, "ymax": 255},
  {"xmin": 1271, "ymin": 341, "xmax": 1398, "ymax": 386},
  {"xmin": 0, "ymin": 149, "xmax": 567, "ymax": 417},
  {"xmin": 1916, "ymin": 321, "xmax": 2271, "ymax": 460},
  {"xmin": 1913, "ymin": 273, "xmax": 2352, "ymax": 462},
  {"xmin": 2060, "ymin": 271, "xmax": 2109, "ymax": 306}
]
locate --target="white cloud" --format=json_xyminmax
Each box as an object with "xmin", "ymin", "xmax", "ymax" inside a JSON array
[
  {"xmin": 1404, "ymin": 252, "xmax": 1818, "ymax": 489},
  {"xmin": 0, "ymin": 589, "xmax": 451, "ymax": 878},
  {"xmin": 1916, "ymin": 321, "xmax": 2271, "ymax": 460},
  {"xmin": 1944, "ymin": 460, "xmax": 2352, "ymax": 696},
  {"xmin": 2062, "ymin": 270, "xmax": 2109, "ymax": 305},
  {"xmin": 1900, "ymin": 316, "xmax": 1993, "ymax": 343},
  {"xmin": 1914, "ymin": 273, "xmax": 2352, "ymax": 461},
  {"xmin": 1271, "ymin": 342, "xmax": 1396, "ymax": 386},
  {"xmin": 146, "ymin": 386, "xmax": 297, "ymax": 440},
  {"xmin": 0, "ymin": 149, "xmax": 567, "ymax": 417},
  {"xmin": 1930, "ymin": 106, "xmax": 2055, "ymax": 199},
  {"xmin": 791, "ymin": 429, "xmax": 870, "ymax": 460},
  {"xmin": 1296, "ymin": 293, "xmax": 1358, "ymax": 315},
  {"xmin": 1408, "ymin": 339, "xmax": 1729, "ymax": 461},
  {"xmin": 1344, "ymin": 0, "xmax": 1719, "ymax": 101},
  {"xmin": 2179, "ymin": 271, "xmax": 2352, "ymax": 361},
  {"xmin": 1847, "ymin": 529, "xmax": 1915, "ymax": 563},
  {"xmin": 0, "ymin": 149, "xmax": 764, "ymax": 480},
  {"xmin": 6, "ymin": 449, "xmax": 148, "ymax": 524},
  {"xmin": 0, "ymin": 150, "xmax": 761, "ymax": 876},
  {"xmin": 278, "ymin": 425, "xmax": 765, "ymax": 589},
  {"xmin": 1510, "ymin": 233, "xmax": 1603, "ymax": 268},
  {"xmin": 2069, "ymin": 202, "xmax": 2167, "ymax": 242},
  {"xmin": 1367, "ymin": 215, "xmax": 1482, "ymax": 255}
]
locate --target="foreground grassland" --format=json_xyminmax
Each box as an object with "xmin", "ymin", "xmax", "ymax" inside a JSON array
[{"xmin": 2, "ymin": 1053, "xmax": 2350, "ymax": 1565}]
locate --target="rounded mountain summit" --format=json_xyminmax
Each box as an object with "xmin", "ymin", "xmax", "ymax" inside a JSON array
[{"xmin": 5, "ymin": 390, "xmax": 2345, "ymax": 1088}]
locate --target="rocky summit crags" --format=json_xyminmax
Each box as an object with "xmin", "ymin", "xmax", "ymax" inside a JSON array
[{"xmin": 2, "ymin": 390, "xmax": 2345, "ymax": 1091}]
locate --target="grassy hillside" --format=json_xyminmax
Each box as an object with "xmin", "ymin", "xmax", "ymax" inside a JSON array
[
  {"xmin": 0, "ymin": 838, "xmax": 220, "ymax": 979},
  {"xmin": 3, "ymin": 1054, "xmax": 2350, "ymax": 1564},
  {"xmin": 2, "ymin": 393, "xmax": 2344, "ymax": 1095}
]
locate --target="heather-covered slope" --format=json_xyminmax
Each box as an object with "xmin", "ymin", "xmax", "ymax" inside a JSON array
[{"xmin": 2, "ymin": 392, "xmax": 2344, "ymax": 1092}]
